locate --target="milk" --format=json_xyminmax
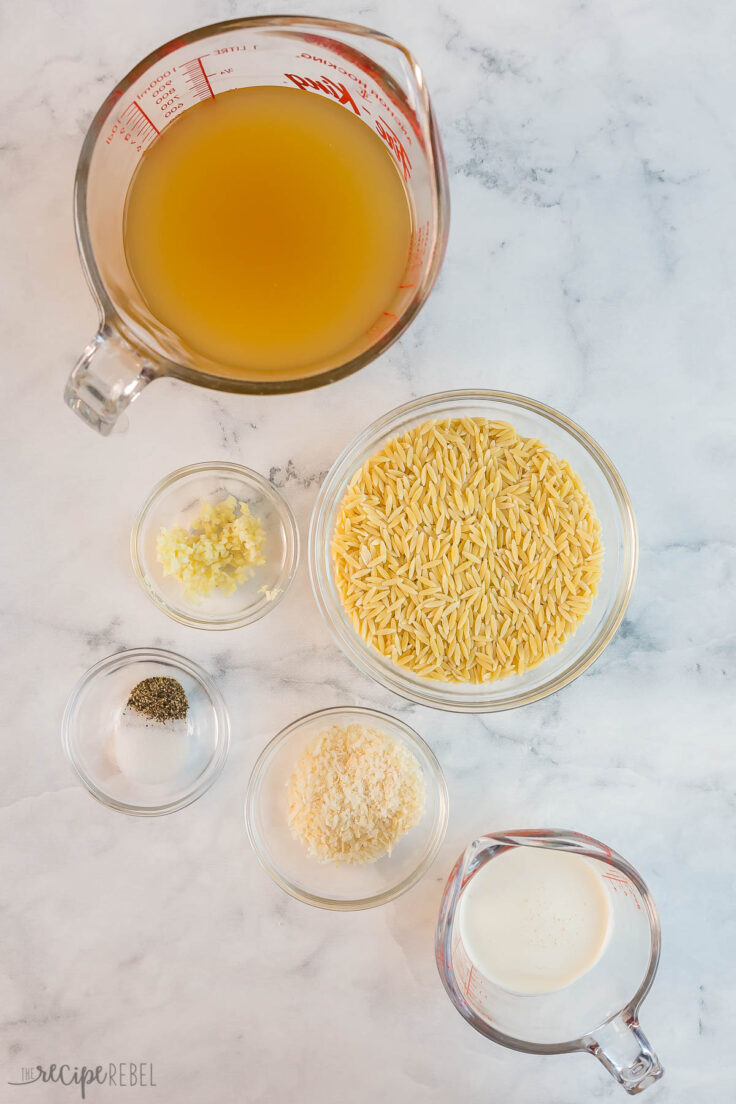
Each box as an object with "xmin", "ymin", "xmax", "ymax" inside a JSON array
[{"xmin": 459, "ymin": 846, "xmax": 612, "ymax": 995}]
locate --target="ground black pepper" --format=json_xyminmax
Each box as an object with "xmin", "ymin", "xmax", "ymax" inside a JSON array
[{"xmin": 127, "ymin": 677, "xmax": 188, "ymax": 723}]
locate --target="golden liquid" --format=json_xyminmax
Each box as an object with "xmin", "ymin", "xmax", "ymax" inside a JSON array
[{"xmin": 123, "ymin": 86, "xmax": 412, "ymax": 378}]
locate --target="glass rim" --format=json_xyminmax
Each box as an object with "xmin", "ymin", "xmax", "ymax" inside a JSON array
[
  {"xmin": 435, "ymin": 828, "xmax": 662, "ymax": 1055},
  {"xmin": 244, "ymin": 705, "xmax": 449, "ymax": 910},
  {"xmin": 130, "ymin": 461, "xmax": 300, "ymax": 630},
  {"xmin": 73, "ymin": 15, "xmax": 450, "ymax": 395},
  {"xmin": 309, "ymin": 388, "xmax": 639, "ymax": 713},
  {"xmin": 61, "ymin": 646, "xmax": 231, "ymax": 816}
]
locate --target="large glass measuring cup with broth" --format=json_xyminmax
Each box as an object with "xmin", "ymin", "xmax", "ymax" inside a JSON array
[
  {"xmin": 436, "ymin": 830, "xmax": 664, "ymax": 1095},
  {"xmin": 66, "ymin": 17, "xmax": 449, "ymax": 434}
]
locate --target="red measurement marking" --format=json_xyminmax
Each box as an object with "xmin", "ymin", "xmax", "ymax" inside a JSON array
[
  {"xmin": 198, "ymin": 57, "xmax": 215, "ymax": 98},
  {"xmin": 181, "ymin": 55, "xmax": 215, "ymax": 101},
  {"xmin": 580, "ymin": 834, "xmax": 612, "ymax": 857},
  {"xmin": 464, "ymin": 964, "xmax": 474, "ymax": 1000},
  {"xmin": 131, "ymin": 100, "xmax": 159, "ymax": 134},
  {"xmin": 397, "ymin": 283, "xmax": 415, "ymax": 289},
  {"xmin": 382, "ymin": 311, "xmax": 398, "ymax": 319},
  {"xmin": 601, "ymin": 872, "xmax": 642, "ymax": 908},
  {"xmin": 115, "ymin": 101, "xmax": 159, "ymax": 149}
]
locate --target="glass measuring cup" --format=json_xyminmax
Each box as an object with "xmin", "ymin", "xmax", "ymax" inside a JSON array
[
  {"xmin": 65, "ymin": 16, "xmax": 449, "ymax": 435},
  {"xmin": 436, "ymin": 830, "xmax": 663, "ymax": 1094}
]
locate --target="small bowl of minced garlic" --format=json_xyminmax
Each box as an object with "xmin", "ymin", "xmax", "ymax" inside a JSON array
[
  {"xmin": 132, "ymin": 462, "xmax": 299, "ymax": 630},
  {"xmin": 245, "ymin": 706, "xmax": 449, "ymax": 910}
]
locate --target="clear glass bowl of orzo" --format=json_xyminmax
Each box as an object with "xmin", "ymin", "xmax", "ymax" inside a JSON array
[{"xmin": 309, "ymin": 390, "xmax": 637, "ymax": 712}]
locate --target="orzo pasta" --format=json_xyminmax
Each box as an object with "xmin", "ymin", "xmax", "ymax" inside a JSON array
[{"xmin": 332, "ymin": 417, "xmax": 602, "ymax": 683}]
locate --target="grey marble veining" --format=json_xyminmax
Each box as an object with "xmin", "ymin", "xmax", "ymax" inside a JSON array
[{"xmin": 1, "ymin": 0, "xmax": 735, "ymax": 1101}]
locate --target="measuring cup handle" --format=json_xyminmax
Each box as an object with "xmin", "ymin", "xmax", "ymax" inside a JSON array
[
  {"xmin": 585, "ymin": 1012, "xmax": 663, "ymax": 1094},
  {"xmin": 64, "ymin": 328, "xmax": 158, "ymax": 435}
]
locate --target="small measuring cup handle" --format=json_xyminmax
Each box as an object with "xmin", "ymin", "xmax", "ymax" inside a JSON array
[
  {"xmin": 585, "ymin": 1012, "xmax": 663, "ymax": 1094},
  {"xmin": 64, "ymin": 327, "xmax": 158, "ymax": 435}
]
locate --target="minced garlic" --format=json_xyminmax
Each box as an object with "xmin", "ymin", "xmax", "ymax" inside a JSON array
[
  {"xmin": 259, "ymin": 584, "xmax": 282, "ymax": 602},
  {"xmin": 156, "ymin": 495, "xmax": 265, "ymax": 600},
  {"xmin": 287, "ymin": 723, "xmax": 425, "ymax": 864}
]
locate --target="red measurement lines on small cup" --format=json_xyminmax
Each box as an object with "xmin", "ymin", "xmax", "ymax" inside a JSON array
[
  {"xmin": 601, "ymin": 871, "xmax": 642, "ymax": 909},
  {"xmin": 464, "ymin": 963, "xmax": 475, "ymax": 1001},
  {"xmin": 181, "ymin": 57, "xmax": 215, "ymax": 101}
]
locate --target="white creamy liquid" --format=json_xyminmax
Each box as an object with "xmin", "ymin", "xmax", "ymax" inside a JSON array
[{"xmin": 459, "ymin": 846, "xmax": 612, "ymax": 995}]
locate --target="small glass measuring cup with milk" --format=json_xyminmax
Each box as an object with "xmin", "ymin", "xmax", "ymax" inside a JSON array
[{"xmin": 436, "ymin": 830, "xmax": 663, "ymax": 1095}]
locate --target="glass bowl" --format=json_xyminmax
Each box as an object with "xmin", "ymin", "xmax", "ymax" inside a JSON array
[
  {"xmin": 132, "ymin": 462, "xmax": 299, "ymax": 630},
  {"xmin": 309, "ymin": 390, "xmax": 637, "ymax": 713},
  {"xmin": 245, "ymin": 706, "xmax": 449, "ymax": 910},
  {"xmin": 62, "ymin": 647, "xmax": 230, "ymax": 815}
]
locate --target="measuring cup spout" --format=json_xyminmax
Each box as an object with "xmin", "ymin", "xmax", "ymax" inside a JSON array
[
  {"xmin": 64, "ymin": 327, "xmax": 159, "ymax": 435},
  {"xmin": 585, "ymin": 1012, "xmax": 663, "ymax": 1094}
]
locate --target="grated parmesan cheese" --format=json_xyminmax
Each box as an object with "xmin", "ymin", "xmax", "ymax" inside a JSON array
[
  {"xmin": 156, "ymin": 495, "xmax": 265, "ymax": 600},
  {"xmin": 287, "ymin": 723, "xmax": 425, "ymax": 864}
]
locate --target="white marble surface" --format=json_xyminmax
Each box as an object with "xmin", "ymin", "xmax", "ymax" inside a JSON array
[{"xmin": 1, "ymin": 0, "xmax": 735, "ymax": 1100}]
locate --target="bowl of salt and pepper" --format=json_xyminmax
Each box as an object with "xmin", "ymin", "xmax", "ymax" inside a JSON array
[{"xmin": 62, "ymin": 647, "xmax": 230, "ymax": 815}]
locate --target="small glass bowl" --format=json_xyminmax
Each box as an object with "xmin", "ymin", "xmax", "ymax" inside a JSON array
[
  {"xmin": 245, "ymin": 706, "xmax": 449, "ymax": 910},
  {"xmin": 62, "ymin": 648, "xmax": 230, "ymax": 815},
  {"xmin": 309, "ymin": 390, "xmax": 638, "ymax": 713},
  {"xmin": 132, "ymin": 462, "xmax": 299, "ymax": 630}
]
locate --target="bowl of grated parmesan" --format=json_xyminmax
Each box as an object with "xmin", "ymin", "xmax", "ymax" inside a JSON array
[{"xmin": 245, "ymin": 706, "xmax": 448, "ymax": 910}]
